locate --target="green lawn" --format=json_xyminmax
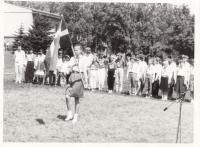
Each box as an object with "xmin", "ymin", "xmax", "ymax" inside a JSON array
[{"xmin": 3, "ymin": 51, "xmax": 193, "ymax": 142}]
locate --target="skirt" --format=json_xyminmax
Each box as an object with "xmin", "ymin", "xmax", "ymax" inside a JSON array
[
  {"xmin": 160, "ymin": 76, "xmax": 169, "ymax": 94},
  {"xmin": 190, "ymin": 75, "xmax": 194, "ymax": 91},
  {"xmin": 174, "ymin": 76, "xmax": 186, "ymax": 94},
  {"xmin": 25, "ymin": 61, "xmax": 34, "ymax": 78},
  {"xmin": 65, "ymin": 72, "xmax": 84, "ymax": 98},
  {"xmin": 37, "ymin": 62, "xmax": 45, "ymax": 71}
]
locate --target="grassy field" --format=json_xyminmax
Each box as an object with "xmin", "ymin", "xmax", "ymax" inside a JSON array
[{"xmin": 3, "ymin": 51, "xmax": 193, "ymax": 143}]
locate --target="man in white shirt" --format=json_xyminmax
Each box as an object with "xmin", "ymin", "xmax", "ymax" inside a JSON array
[
  {"xmin": 126, "ymin": 56, "xmax": 139, "ymax": 95},
  {"xmin": 168, "ymin": 56, "xmax": 177, "ymax": 99},
  {"xmin": 14, "ymin": 45, "xmax": 25, "ymax": 83},
  {"xmin": 142, "ymin": 58, "xmax": 155, "ymax": 98},
  {"xmin": 137, "ymin": 54, "xmax": 147, "ymax": 96},
  {"xmin": 83, "ymin": 47, "xmax": 93, "ymax": 89}
]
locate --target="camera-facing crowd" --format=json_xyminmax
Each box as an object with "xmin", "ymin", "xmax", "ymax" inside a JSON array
[{"xmin": 13, "ymin": 45, "xmax": 194, "ymax": 104}]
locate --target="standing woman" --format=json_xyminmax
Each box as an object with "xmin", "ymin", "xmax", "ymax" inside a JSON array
[
  {"xmin": 174, "ymin": 59, "xmax": 188, "ymax": 99},
  {"xmin": 160, "ymin": 60, "xmax": 171, "ymax": 101},
  {"xmin": 25, "ymin": 49, "xmax": 35, "ymax": 84},
  {"xmin": 107, "ymin": 54, "xmax": 117, "ymax": 93},
  {"xmin": 97, "ymin": 53, "xmax": 106, "ymax": 90},
  {"xmin": 35, "ymin": 50, "xmax": 46, "ymax": 85}
]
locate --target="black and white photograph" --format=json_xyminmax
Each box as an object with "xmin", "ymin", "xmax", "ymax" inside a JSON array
[{"xmin": 2, "ymin": 0, "xmax": 199, "ymax": 145}]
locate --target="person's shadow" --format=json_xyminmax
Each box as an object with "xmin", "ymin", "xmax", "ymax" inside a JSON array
[{"xmin": 57, "ymin": 115, "xmax": 67, "ymax": 121}]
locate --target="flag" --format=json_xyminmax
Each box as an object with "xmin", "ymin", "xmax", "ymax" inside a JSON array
[{"xmin": 49, "ymin": 18, "xmax": 72, "ymax": 71}]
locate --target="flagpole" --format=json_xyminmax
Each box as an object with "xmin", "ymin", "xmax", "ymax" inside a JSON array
[{"xmin": 61, "ymin": 15, "xmax": 85, "ymax": 88}]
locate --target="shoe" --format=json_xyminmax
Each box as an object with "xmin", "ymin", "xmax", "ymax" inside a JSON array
[
  {"xmin": 65, "ymin": 112, "xmax": 73, "ymax": 121},
  {"xmin": 19, "ymin": 81, "xmax": 21, "ymax": 84},
  {"xmin": 72, "ymin": 114, "xmax": 78, "ymax": 123},
  {"xmin": 15, "ymin": 81, "xmax": 18, "ymax": 83},
  {"xmin": 92, "ymin": 89, "xmax": 95, "ymax": 92},
  {"xmin": 110, "ymin": 90, "xmax": 113, "ymax": 94}
]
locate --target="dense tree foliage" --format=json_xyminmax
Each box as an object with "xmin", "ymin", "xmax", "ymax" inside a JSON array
[
  {"xmin": 25, "ymin": 13, "xmax": 53, "ymax": 53},
  {"xmin": 7, "ymin": 1, "xmax": 194, "ymax": 59},
  {"xmin": 12, "ymin": 24, "xmax": 27, "ymax": 51}
]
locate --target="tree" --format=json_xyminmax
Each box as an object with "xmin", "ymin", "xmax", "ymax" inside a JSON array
[
  {"xmin": 25, "ymin": 13, "xmax": 53, "ymax": 53},
  {"xmin": 12, "ymin": 23, "xmax": 27, "ymax": 51}
]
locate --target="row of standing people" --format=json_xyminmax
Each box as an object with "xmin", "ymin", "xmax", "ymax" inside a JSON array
[{"xmin": 14, "ymin": 46, "xmax": 194, "ymax": 103}]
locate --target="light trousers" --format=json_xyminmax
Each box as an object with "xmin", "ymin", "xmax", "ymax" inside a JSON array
[
  {"xmin": 98, "ymin": 68, "xmax": 106, "ymax": 89},
  {"xmin": 90, "ymin": 70, "xmax": 97, "ymax": 89},
  {"xmin": 15, "ymin": 63, "xmax": 23, "ymax": 82},
  {"xmin": 115, "ymin": 68, "xmax": 124, "ymax": 92}
]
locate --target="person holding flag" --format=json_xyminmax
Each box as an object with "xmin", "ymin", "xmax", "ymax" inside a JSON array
[{"xmin": 65, "ymin": 44, "xmax": 84, "ymax": 123}]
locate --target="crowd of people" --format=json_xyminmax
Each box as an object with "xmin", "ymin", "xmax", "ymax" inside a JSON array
[{"xmin": 14, "ymin": 45, "xmax": 194, "ymax": 104}]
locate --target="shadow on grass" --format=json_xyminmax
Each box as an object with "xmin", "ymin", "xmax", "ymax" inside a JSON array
[
  {"xmin": 35, "ymin": 119, "xmax": 45, "ymax": 125},
  {"xmin": 57, "ymin": 115, "xmax": 67, "ymax": 121}
]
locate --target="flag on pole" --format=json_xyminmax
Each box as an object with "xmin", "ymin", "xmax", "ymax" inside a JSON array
[{"xmin": 48, "ymin": 18, "xmax": 72, "ymax": 71}]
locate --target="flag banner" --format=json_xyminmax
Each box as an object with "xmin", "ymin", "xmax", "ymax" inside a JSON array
[
  {"xmin": 44, "ymin": 48, "xmax": 51, "ymax": 73},
  {"xmin": 49, "ymin": 18, "xmax": 72, "ymax": 71},
  {"xmin": 60, "ymin": 20, "xmax": 72, "ymax": 49}
]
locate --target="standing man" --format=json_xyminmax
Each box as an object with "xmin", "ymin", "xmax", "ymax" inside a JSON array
[
  {"xmin": 115, "ymin": 52, "xmax": 125, "ymax": 92},
  {"xmin": 65, "ymin": 44, "xmax": 85, "ymax": 123},
  {"xmin": 83, "ymin": 47, "xmax": 93, "ymax": 89},
  {"xmin": 14, "ymin": 45, "xmax": 25, "ymax": 83},
  {"xmin": 137, "ymin": 54, "xmax": 147, "ymax": 96},
  {"xmin": 168, "ymin": 56, "xmax": 177, "ymax": 99}
]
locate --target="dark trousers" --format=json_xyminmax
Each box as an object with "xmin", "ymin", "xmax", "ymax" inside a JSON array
[
  {"xmin": 152, "ymin": 79, "xmax": 159, "ymax": 97},
  {"xmin": 49, "ymin": 71, "xmax": 56, "ymax": 85},
  {"xmin": 66, "ymin": 74, "xmax": 70, "ymax": 84},
  {"xmin": 107, "ymin": 70, "xmax": 115, "ymax": 90}
]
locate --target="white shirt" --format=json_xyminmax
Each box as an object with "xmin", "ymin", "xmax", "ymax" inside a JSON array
[
  {"xmin": 161, "ymin": 66, "xmax": 172, "ymax": 84},
  {"xmin": 61, "ymin": 61, "xmax": 71, "ymax": 74},
  {"xmin": 84, "ymin": 53, "xmax": 94, "ymax": 67},
  {"xmin": 146, "ymin": 64, "xmax": 155, "ymax": 75},
  {"xmin": 169, "ymin": 61, "xmax": 177, "ymax": 79},
  {"xmin": 26, "ymin": 54, "xmax": 35, "ymax": 61},
  {"xmin": 154, "ymin": 63, "xmax": 162, "ymax": 80},
  {"xmin": 14, "ymin": 50, "xmax": 25, "ymax": 64},
  {"xmin": 127, "ymin": 62, "xmax": 139, "ymax": 74},
  {"xmin": 70, "ymin": 55, "xmax": 85, "ymax": 72}
]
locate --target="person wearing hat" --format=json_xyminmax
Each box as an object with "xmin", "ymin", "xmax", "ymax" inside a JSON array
[
  {"xmin": 115, "ymin": 52, "xmax": 125, "ymax": 92},
  {"xmin": 97, "ymin": 52, "xmax": 107, "ymax": 90},
  {"xmin": 174, "ymin": 59, "xmax": 188, "ymax": 99},
  {"xmin": 152, "ymin": 57, "xmax": 162, "ymax": 98},
  {"xmin": 189, "ymin": 59, "xmax": 194, "ymax": 103},
  {"xmin": 35, "ymin": 49, "xmax": 46, "ymax": 85},
  {"xmin": 168, "ymin": 55, "xmax": 177, "ymax": 99},
  {"xmin": 14, "ymin": 45, "xmax": 26, "ymax": 83},
  {"xmin": 65, "ymin": 44, "xmax": 84, "ymax": 123},
  {"xmin": 160, "ymin": 60, "xmax": 171, "ymax": 100},
  {"xmin": 142, "ymin": 58, "xmax": 155, "ymax": 98},
  {"xmin": 126, "ymin": 56, "xmax": 139, "ymax": 95},
  {"xmin": 25, "ymin": 49, "xmax": 35, "ymax": 84}
]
